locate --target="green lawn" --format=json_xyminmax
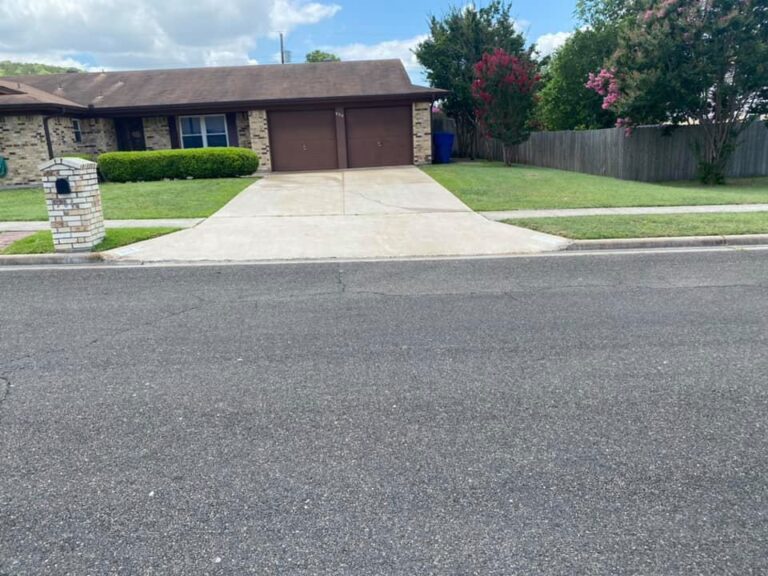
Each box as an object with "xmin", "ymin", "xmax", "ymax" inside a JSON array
[
  {"xmin": 505, "ymin": 212, "xmax": 768, "ymax": 240},
  {"xmin": 2, "ymin": 227, "xmax": 179, "ymax": 254},
  {"xmin": 422, "ymin": 162, "xmax": 768, "ymax": 211},
  {"xmin": 0, "ymin": 178, "xmax": 256, "ymax": 221}
]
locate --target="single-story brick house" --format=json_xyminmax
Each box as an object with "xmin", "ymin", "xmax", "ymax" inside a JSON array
[{"xmin": 0, "ymin": 59, "xmax": 446, "ymax": 186}]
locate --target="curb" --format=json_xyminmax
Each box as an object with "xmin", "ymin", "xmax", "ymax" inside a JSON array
[
  {"xmin": 567, "ymin": 234, "xmax": 768, "ymax": 251},
  {"xmin": 0, "ymin": 252, "xmax": 105, "ymax": 266},
  {"xmin": 3, "ymin": 235, "xmax": 768, "ymax": 266}
]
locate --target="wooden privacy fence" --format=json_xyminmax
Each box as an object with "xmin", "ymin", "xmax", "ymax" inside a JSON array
[{"xmin": 473, "ymin": 122, "xmax": 768, "ymax": 182}]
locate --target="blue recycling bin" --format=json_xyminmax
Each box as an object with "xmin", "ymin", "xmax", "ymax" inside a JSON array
[{"xmin": 433, "ymin": 132, "xmax": 455, "ymax": 164}]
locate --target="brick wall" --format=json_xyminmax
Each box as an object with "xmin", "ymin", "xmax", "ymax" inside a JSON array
[
  {"xmin": 248, "ymin": 110, "xmax": 271, "ymax": 171},
  {"xmin": 143, "ymin": 117, "xmax": 171, "ymax": 150},
  {"xmin": 1, "ymin": 114, "xmax": 118, "ymax": 187},
  {"xmin": 0, "ymin": 114, "xmax": 49, "ymax": 186},
  {"xmin": 412, "ymin": 102, "xmax": 432, "ymax": 165},
  {"xmin": 48, "ymin": 117, "xmax": 117, "ymax": 157},
  {"xmin": 87, "ymin": 118, "xmax": 118, "ymax": 154},
  {"xmin": 236, "ymin": 112, "xmax": 251, "ymax": 149}
]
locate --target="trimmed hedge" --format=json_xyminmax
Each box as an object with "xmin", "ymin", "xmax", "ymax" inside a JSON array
[{"xmin": 99, "ymin": 148, "xmax": 259, "ymax": 182}]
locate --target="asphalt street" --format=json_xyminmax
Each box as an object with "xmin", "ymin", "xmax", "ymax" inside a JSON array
[{"xmin": 1, "ymin": 250, "xmax": 767, "ymax": 575}]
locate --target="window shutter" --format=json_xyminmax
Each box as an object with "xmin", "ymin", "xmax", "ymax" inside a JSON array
[
  {"xmin": 167, "ymin": 116, "xmax": 180, "ymax": 149},
  {"xmin": 226, "ymin": 113, "xmax": 239, "ymax": 147}
]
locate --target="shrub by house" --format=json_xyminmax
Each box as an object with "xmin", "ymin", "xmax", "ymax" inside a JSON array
[{"xmin": 99, "ymin": 148, "xmax": 259, "ymax": 182}]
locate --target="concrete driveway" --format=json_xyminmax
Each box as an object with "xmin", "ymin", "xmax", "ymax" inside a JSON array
[{"xmin": 109, "ymin": 167, "xmax": 568, "ymax": 262}]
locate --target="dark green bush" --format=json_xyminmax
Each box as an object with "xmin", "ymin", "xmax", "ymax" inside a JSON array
[{"xmin": 99, "ymin": 148, "xmax": 259, "ymax": 182}]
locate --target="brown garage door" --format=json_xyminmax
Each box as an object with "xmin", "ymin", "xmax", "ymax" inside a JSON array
[
  {"xmin": 269, "ymin": 110, "xmax": 338, "ymax": 171},
  {"xmin": 346, "ymin": 106, "xmax": 412, "ymax": 169}
]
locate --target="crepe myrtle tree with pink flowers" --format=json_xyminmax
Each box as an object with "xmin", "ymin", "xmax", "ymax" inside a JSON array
[
  {"xmin": 472, "ymin": 48, "xmax": 540, "ymax": 166},
  {"xmin": 586, "ymin": 0, "xmax": 768, "ymax": 184}
]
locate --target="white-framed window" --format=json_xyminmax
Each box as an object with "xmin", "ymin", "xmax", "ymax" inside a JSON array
[
  {"xmin": 179, "ymin": 115, "xmax": 229, "ymax": 148},
  {"xmin": 72, "ymin": 119, "xmax": 82, "ymax": 143}
]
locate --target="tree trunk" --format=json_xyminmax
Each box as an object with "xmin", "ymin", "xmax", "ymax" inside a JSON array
[
  {"xmin": 696, "ymin": 122, "xmax": 742, "ymax": 185},
  {"xmin": 502, "ymin": 143, "xmax": 511, "ymax": 166},
  {"xmin": 455, "ymin": 115, "xmax": 478, "ymax": 159}
]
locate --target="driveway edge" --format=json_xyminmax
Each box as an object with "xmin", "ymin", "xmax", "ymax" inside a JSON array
[{"xmin": 567, "ymin": 234, "xmax": 768, "ymax": 251}]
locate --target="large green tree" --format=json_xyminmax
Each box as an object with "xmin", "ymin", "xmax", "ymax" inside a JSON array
[
  {"xmin": 305, "ymin": 50, "xmax": 340, "ymax": 63},
  {"xmin": 415, "ymin": 1, "xmax": 528, "ymax": 157},
  {"xmin": 587, "ymin": 0, "xmax": 768, "ymax": 183},
  {"xmin": 536, "ymin": 28, "xmax": 618, "ymax": 131},
  {"xmin": 575, "ymin": 0, "xmax": 631, "ymax": 28}
]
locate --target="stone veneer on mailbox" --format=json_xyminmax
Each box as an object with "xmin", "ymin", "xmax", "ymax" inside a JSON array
[{"xmin": 40, "ymin": 157, "xmax": 105, "ymax": 252}]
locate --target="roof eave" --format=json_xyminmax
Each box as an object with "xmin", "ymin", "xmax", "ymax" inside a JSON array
[
  {"xmin": 74, "ymin": 91, "xmax": 450, "ymax": 116},
  {"xmin": 0, "ymin": 103, "xmax": 88, "ymax": 115}
]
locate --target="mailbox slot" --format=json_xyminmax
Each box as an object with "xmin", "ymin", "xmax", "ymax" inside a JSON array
[{"xmin": 55, "ymin": 178, "xmax": 71, "ymax": 195}]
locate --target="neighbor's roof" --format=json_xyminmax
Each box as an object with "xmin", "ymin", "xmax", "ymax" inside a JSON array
[
  {"xmin": 0, "ymin": 79, "xmax": 86, "ymax": 112},
  {"xmin": 1, "ymin": 60, "xmax": 445, "ymax": 114}
]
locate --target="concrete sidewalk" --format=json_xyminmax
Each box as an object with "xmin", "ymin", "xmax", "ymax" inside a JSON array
[
  {"xmin": 0, "ymin": 218, "xmax": 203, "ymax": 232},
  {"xmin": 482, "ymin": 203, "xmax": 768, "ymax": 220},
  {"xmin": 106, "ymin": 167, "xmax": 569, "ymax": 262}
]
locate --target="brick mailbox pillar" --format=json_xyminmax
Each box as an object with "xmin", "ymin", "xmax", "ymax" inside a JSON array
[{"xmin": 39, "ymin": 157, "xmax": 105, "ymax": 252}]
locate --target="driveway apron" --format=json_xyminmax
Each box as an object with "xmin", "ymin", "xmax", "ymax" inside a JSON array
[{"xmin": 107, "ymin": 167, "xmax": 568, "ymax": 262}]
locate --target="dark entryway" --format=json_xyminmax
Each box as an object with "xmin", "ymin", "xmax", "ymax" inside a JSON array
[
  {"xmin": 269, "ymin": 110, "xmax": 338, "ymax": 171},
  {"xmin": 345, "ymin": 106, "xmax": 412, "ymax": 169},
  {"xmin": 115, "ymin": 118, "xmax": 146, "ymax": 151}
]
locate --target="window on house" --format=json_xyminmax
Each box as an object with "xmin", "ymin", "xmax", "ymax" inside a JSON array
[
  {"xmin": 179, "ymin": 115, "xmax": 228, "ymax": 148},
  {"xmin": 72, "ymin": 119, "xmax": 82, "ymax": 143}
]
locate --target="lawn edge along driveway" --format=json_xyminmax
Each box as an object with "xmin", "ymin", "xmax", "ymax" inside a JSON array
[
  {"xmin": 505, "ymin": 212, "xmax": 768, "ymax": 240},
  {"xmin": 1, "ymin": 228, "xmax": 180, "ymax": 255},
  {"xmin": 0, "ymin": 178, "xmax": 257, "ymax": 222},
  {"xmin": 422, "ymin": 162, "xmax": 768, "ymax": 212}
]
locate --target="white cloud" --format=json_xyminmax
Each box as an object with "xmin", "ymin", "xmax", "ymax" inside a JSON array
[
  {"xmin": 534, "ymin": 31, "xmax": 572, "ymax": 57},
  {"xmin": 326, "ymin": 35, "xmax": 428, "ymax": 82},
  {"xmin": 0, "ymin": 0, "xmax": 339, "ymax": 70},
  {"xmin": 514, "ymin": 19, "xmax": 531, "ymax": 35},
  {"xmin": 270, "ymin": 0, "xmax": 341, "ymax": 38}
]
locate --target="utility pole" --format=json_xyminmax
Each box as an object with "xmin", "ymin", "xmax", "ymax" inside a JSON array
[{"xmin": 280, "ymin": 33, "xmax": 285, "ymax": 64}]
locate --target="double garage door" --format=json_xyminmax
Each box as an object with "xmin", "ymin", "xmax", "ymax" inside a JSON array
[{"xmin": 269, "ymin": 106, "xmax": 412, "ymax": 171}]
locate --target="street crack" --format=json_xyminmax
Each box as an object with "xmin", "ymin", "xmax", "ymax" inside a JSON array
[
  {"xmin": 0, "ymin": 376, "xmax": 10, "ymax": 422},
  {"xmin": 337, "ymin": 265, "xmax": 347, "ymax": 294}
]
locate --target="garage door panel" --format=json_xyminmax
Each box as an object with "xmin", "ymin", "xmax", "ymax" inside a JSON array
[
  {"xmin": 270, "ymin": 110, "xmax": 338, "ymax": 171},
  {"xmin": 346, "ymin": 106, "xmax": 412, "ymax": 169}
]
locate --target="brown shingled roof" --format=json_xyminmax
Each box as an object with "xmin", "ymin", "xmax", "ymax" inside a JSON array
[
  {"xmin": 0, "ymin": 79, "xmax": 86, "ymax": 112},
  {"xmin": 2, "ymin": 60, "xmax": 445, "ymax": 113}
]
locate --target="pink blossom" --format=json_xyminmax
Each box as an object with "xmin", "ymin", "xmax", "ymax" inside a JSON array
[
  {"xmin": 616, "ymin": 117, "xmax": 633, "ymax": 136},
  {"xmin": 586, "ymin": 68, "xmax": 621, "ymax": 110}
]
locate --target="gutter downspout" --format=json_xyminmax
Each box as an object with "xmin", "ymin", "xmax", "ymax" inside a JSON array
[
  {"xmin": 42, "ymin": 107, "xmax": 69, "ymax": 159},
  {"xmin": 42, "ymin": 116, "xmax": 54, "ymax": 159}
]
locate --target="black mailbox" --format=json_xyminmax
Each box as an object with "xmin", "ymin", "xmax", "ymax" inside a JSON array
[{"xmin": 55, "ymin": 178, "xmax": 71, "ymax": 195}]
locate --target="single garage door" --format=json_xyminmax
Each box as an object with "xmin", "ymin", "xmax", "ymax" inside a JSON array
[
  {"xmin": 345, "ymin": 106, "xmax": 412, "ymax": 169},
  {"xmin": 269, "ymin": 110, "xmax": 338, "ymax": 171}
]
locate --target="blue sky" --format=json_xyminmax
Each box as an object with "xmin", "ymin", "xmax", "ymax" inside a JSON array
[
  {"xmin": 267, "ymin": 0, "xmax": 579, "ymax": 81},
  {"xmin": 0, "ymin": 0, "xmax": 579, "ymax": 84}
]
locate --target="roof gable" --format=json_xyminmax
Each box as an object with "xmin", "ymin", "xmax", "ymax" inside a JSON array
[{"xmin": 0, "ymin": 79, "xmax": 86, "ymax": 112}]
